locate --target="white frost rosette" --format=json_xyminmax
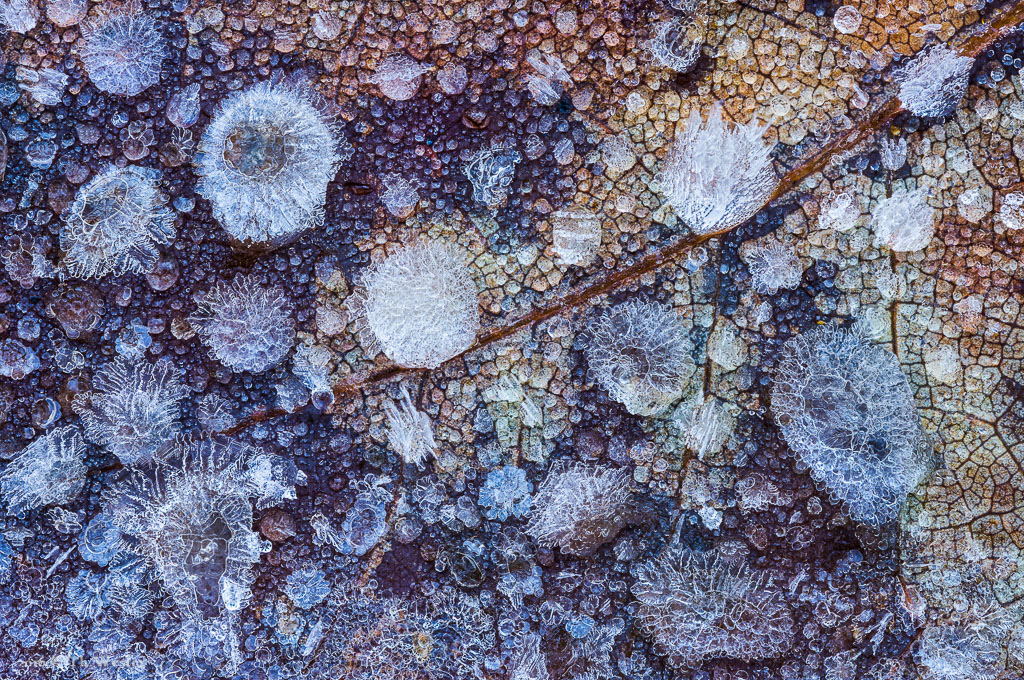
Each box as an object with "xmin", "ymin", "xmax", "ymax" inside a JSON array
[
  {"xmin": 196, "ymin": 81, "xmax": 345, "ymax": 245},
  {"xmin": 61, "ymin": 164, "xmax": 174, "ymax": 279},
  {"xmin": 358, "ymin": 239, "xmax": 479, "ymax": 369},
  {"xmin": 658, "ymin": 103, "xmax": 777, "ymax": 235}
]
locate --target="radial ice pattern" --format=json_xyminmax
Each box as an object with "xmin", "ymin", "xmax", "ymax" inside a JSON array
[{"xmin": 196, "ymin": 81, "xmax": 345, "ymax": 245}]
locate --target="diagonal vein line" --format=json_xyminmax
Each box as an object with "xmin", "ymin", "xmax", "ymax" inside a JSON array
[{"xmin": 224, "ymin": 0, "xmax": 1024, "ymax": 433}]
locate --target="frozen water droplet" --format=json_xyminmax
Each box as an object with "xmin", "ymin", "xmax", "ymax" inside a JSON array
[
  {"xmin": 833, "ymin": 6, "xmax": 862, "ymax": 34},
  {"xmin": 166, "ymin": 82, "xmax": 201, "ymax": 128}
]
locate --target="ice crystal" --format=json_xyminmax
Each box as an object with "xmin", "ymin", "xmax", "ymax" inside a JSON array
[
  {"xmin": 510, "ymin": 633, "xmax": 549, "ymax": 680},
  {"xmin": 369, "ymin": 54, "xmax": 430, "ymax": 101},
  {"xmin": 48, "ymin": 505, "xmax": 81, "ymax": 533},
  {"xmin": 196, "ymin": 81, "xmax": 345, "ymax": 245},
  {"xmin": 15, "ymin": 66, "xmax": 68, "ymax": 106},
  {"xmin": 918, "ymin": 624, "xmax": 1002, "ymax": 680},
  {"xmin": 0, "ymin": 337, "xmax": 40, "ymax": 379},
  {"xmin": 832, "ymin": 5, "xmax": 862, "ymax": 33},
  {"xmin": 1, "ymin": 0, "xmax": 38, "ymax": 33},
  {"xmin": 197, "ymin": 393, "xmax": 238, "ymax": 433},
  {"xmin": 744, "ymin": 242, "xmax": 803, "ymax": 294},
  {"xmin": 772, "ymin": 324, "xmax": 931, "ymax": 524},
  {"xmin": 894, "ymin": 44, "xmax": 972, "ymax": 118},
  {"xmin": 585, "ymin": 298, "xmax": 695, "ymax": 416},
  {"xmin": 108, "ymin": 581, "xmax": 155, "ymax": 620},
  {"xmin": 166, "ymin": 82, "xmax": 201, "ymax": 128},
  {"xmin": 479, "ymin": 465, "xmax": 533, "ymax": 521},
  {"xmin": 80, "ymin": 7, "xmax": 166, "ymax": 96},
  {"xmin": 871, "ymin": 185, "xmax": 935, "ymax": 252},
  {"xmin": 999, "ymin": 191, "xmax": 1024, "ymax": 230},
  {"xmin": 648, "ymin": 14, "xmax": 706, "ymax": 72},
  {"xmin": 380, "ymin": 172, "xmax": 420, "ymax": 219},
  {"xmin": 464, "ymin": 140, "xmax": 522, "ymax": 209},
  {"xmin": 360, "ymin": 239, "xmax": 479, "ymax": 369},
  {"xmin": 525, "ymin": 49, "xmax": 572, "ymax": 105},
  {"xmin": 632, "ymin": 548, "xmax": 795, "ymax": 665},
  {"xmin": 60, "ymin": 165, "xmax": 175, "ymax": 279},
  {"xmin": 385, "ymin": 385, "xmax": 436, "ymax": 467},
  {"xmin": 526, "ymin": 463, "xmax": 632, "ymax": 556},
  {"xmin": 0, "ymin": 426, "xmax": 87, "ymax": 516},
  {"xmin": 676, "ymin": 396, "xmax": 736, "ymax": 460},
  {"xmin": 292, "ymin": 342, "xmax": 334, "ymax": 409},
  {"xmin": 79, "ymin": 512, "xmax": 121, "ymax": 566},
  {"xmin": 2, "ymin": 234, "xmax": 54, "ymax": 288},
  {"xmin": 46, "ymin": 0, "xmax": 88, "ymax": 28},
  {"xmin": 101, "ymin": 435, "xmax": 303, "ymax": 665},
  {"xmin": 550, "ymin": 209, "xmax": 602, "ymax": 266},
  {"xmin": 74, "ymin": 356, "xmax": 185, "ymax": 464},
  {"xmin": 285, "ymin": 566, "xmax": 331, "ymax": 609},
  {"xmin": 65, "ymin": 569, "xmax": 109, "ymax": 620},
  {"xmin": 191, "ymin": 273, "xmax": 296, "ymax": 373},
  {"xmin": 819, "ymin": 190, "xmax": 860, "ymax": 232},
  {"xmin": 312, "ymin": 586, "xmax": 433, "ymax": 680},
  {"xmin": 658, "ymin": 103, "xmax": 777, "ymax": 235},
  {"xmin": 879, "ymin": 135, "xmax": 908, "ymax": 171},
  {"xmin": 338, "ymin": 476, "xmax": 390, "ymax": 555},
  {"xmin": 494, "ymin": 530, "xmax": 543, "ymax": 604}
]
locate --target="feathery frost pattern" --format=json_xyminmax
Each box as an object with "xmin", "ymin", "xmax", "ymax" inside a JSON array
[
  {"xmin": 74, "ymin": 356, "xmax": 185, "ymax": 464},
  {"xmin": 658, "ymin": 103, "xmax": 777, "ymax": 235},
  {"xmin": 771, "ymin": 324, "xmax": 931, "ymax": 524},
  {"xmin": 61, "ymin": 165, "xmax": 174, "ymax": 279},
  {"xmin": 361, "ymin": 239, "xmax": 479, "ymax": 369},
  {"xmin": 385, "ymin": 385, "xmax": 437, "ymax": 467},
  {"xmin": 632, "ymin": 548, "xmax": 795, "ymax": 665},
  {"xmin": 744, "ymin": 242, "xmax": 803, "ymax": 294},
  {"xmin": 894, "ymin": 44, "xmax": 972, "ymax": 118},
  {"xmin": 196, "ymin": 81, "xmax": 345, "ymax": 244},
  {"xmin": 871, "ymin": 185, "xmax": 936, "ymax": 252},
  {"xmin": 526, "ymin": 464, "xmax": 632, "ymax": 556},
  {"xmin": 191, "ymin": 273, "xmax": 296, "ymax": 373},
  {"xmin": 80, "ymin": 8, "xmax": 166, "ymax": 96},
  {"xmin": 585, "ymin": 299, "xmax": 695, "ymax": 416},
  {"xmin": 0, "ymin": 426, "xmax": 87, "ymax": 516},
  {"xmin": 101, "ymin": 436, "xmax": 305, "ymax": 664}
]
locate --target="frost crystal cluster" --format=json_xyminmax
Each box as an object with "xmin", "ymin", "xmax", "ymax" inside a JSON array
[
  {"xmin": 744, "ymin": 242, "xmax": 802, "ymax": 294},
  {"xmin": 191, "ymin": 273, "xmax": 296, "ymax": 373},
  {"xmin": 525, "ymin": 49, "xmax": 572, "ymax": 105},
  {"xmin": 526, "ymin": 464, "xmax": 632, "ymax": 556},
  {"xmin": 772, "ymin": 324, "xmax": 931, "ymax": 524},
  {"xmin": 550, "ymin": 209, "xmax": 602, "ymax": 266},
  {"xmin": 369, "ymin": 54, "xmax": 430, "ymax": 101},
  {"xmin": 74, "ymin": 356, "xmax": 185, "ymax": 464},
  {"xmin": 658, "ymin": 103, "xmax": 777, "ymax": 235},
  {"xmin": 464, "ymin": 140, "xmax": 522, "ymax": 209},
  {"xmin": 871, "ymin": 185, "xmax": 935, "ymax": 252},
  {"xmin": 360, "ymin": 239, "xmax": 479, "ymax": 369},
  {"xmin": 819, "ymin": 190, "xmax": 860, "ymax": 232},
  {"xmin": 479, "ymin": 465, "xmax": 533, "ymax": 521},
  {"xmin": 80, "ymin": 8, "xmax": 166, "ymax": 96},
  {"xmin": 196, "ymin": 81, "xmax": 345, "ymax": 245},
  {"xmin": 0, "ymin": 426, "xmax": 87, "ymax": 516},
  {"xmin": 0, "ymin": 0, "xmax": 38, "ymax": 32},
  {"xmin": 586, "ymin": 299, "xmax": 695, "ymax": 416},
  {"xmin": 894, "ymin": 44, "xmax": 972, "ymax": 118},
  {"xmin": 632, "ymin": 548, "xmax": 795, "ymax": 665},
  {"xmin": 101, "ymin": 436, "xmax": 304, "ymax": 662},
  {"xmin": 60, "ymin": 165, "xmax": 175, "ymax": 279},
  {"xmin": 385, "ymin": 385, "xmax": 436, "ymax": 467},
  {"xmin": 380, "ymin": 172, "xmax": 420, "ymax": 219},
  {"xmin": 917, "ymin": 623, "xmax": 1003, "ymax": 680},
  {"xmin": 648, "ymin": 13, "xmax": 706, "ymax": 73}
]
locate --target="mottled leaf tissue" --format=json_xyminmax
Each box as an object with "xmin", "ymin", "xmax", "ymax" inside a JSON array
[{"xmin": 1, "ymin": 0, "xmax": 1024, "ymax": 678}]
